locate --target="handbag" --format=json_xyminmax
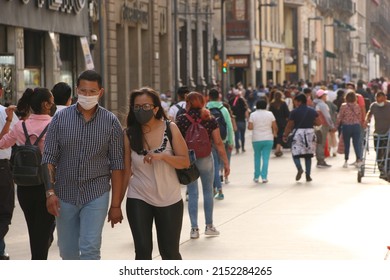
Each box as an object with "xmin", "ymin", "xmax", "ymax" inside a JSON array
[
  {"xmin": 286, "ymin": 108, "xmax": 309, "ymax": 146},
  {"xmin": 165, "ymin": 121, "xmax": 200, "ymax": 185}
]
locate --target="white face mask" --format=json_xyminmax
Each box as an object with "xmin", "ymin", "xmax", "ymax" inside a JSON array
[
  {"xmin": 78, "ymin": 94, "xmax": 99, "ymax": 110},
  {"xmin": 377, "ymin": 102, "xmax": 385, "ymax": 107}
]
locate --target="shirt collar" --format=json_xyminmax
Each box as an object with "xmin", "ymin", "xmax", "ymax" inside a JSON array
[{"xmin": 28, "ymin": 114, "xmax": 52, "ymax": 121}]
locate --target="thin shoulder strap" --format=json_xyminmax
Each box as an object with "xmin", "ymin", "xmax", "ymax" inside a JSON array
[
  {"xmin": 185, "ymin": 113, "xmax": 201, "ymax": 124},
  {"xmin": 22, "ymin": 122, "xmax": 32, "ymax": 145},
  {"xmin": 33, "ymin": 124, "xmax": 49, "ymax": 146}
]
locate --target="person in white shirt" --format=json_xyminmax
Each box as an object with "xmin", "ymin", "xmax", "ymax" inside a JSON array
[
  {"xmin": 248, "ymin": 99, "xmax": 277, "ymax": 183},
  {"xmin": 0, "ymin": 104, "xmax": 19, "ymax": 260},
  {"xmin": 168, "ymin": 86, "xmax": 189, "ymax": 121}
]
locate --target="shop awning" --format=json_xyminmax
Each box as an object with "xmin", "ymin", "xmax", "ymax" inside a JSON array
[
  {"xmin": 371, "ymin": 38, "xmax": 382, "ymax": 49},
  {"xmin": 325, "ymin": 50, "xmax": 336, "ymax": 58}
]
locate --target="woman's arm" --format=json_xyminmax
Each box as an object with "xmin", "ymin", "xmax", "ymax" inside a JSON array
[{"xmin": 148, "ymin": 122, "xmax": 190, "ymax": 169}]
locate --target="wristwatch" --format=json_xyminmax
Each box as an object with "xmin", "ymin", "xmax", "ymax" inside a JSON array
[{"xmin": 46, "ymin": 190, "xmax": 56, "ymax": 198}]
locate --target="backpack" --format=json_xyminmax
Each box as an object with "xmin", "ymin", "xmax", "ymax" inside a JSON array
[
  {"xmin": 175, "ymin": 104, "xmax": 186, "ymax": 120},
  {"xmin": 11, "ymin": 122, "xmax": 48, "ymax": 186},
  {"xmin": 184, "ymin": 114, "xmax": 211, "ymax": 158},
  {"xmin": 207, "ymin": 105, "xmax": 227, "ymax": 141}
]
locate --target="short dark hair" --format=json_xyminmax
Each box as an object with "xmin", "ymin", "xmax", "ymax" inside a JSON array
[
  {"xmin": 177, "ymin": 86, "xmax": 190, "ymax": 99},
  {"xmin": 77, "ymin": 70, "xmax": 102, "ymax": 88},
  {"xmin": 303, "ymin": 88, "xmax": 312, "ymax": 94},
  {"xmin": 52, "ymin": 82, "xmax": 71, "ymax": 105},
  {"xmin": 256, "ymin": 99, "xmax": 267, "ymax": 109},
  {"xmin": 294, "ymin": 93, "xmax": 307, "ymax": 104},
  {"xmin": 208, "ymin": 88, "xmax": 219, "ymax": 100}
]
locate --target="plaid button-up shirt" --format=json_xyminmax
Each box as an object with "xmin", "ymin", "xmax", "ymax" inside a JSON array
[{"xmin": 42, "ymin": 104, "xmax": 124, "ymax": 205}]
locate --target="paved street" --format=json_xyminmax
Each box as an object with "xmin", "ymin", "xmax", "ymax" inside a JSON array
[{"xmin": 5, "ymin": 133, "xmax": 390, "ymax": 260}]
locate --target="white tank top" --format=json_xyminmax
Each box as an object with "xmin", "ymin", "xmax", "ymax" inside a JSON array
[{"xmin": 127, "ymin": 125, "xmax": 182, "ymax": 207}]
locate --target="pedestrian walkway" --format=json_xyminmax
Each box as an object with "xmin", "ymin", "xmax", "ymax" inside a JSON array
[{"xmin": 5, "ymin": 137, "xmax": 390, "ymax": 260}]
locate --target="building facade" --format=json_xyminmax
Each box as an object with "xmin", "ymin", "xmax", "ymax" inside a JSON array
[{"xmin": 0, "ymin": 0, "xmax": 91, "ymax": 105}]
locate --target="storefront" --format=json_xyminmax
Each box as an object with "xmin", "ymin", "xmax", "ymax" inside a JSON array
[{"xmin": 0, "ymin": 0, "xmax": 90, "ymax": 104}]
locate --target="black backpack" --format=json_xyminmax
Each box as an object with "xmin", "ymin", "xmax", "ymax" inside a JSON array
[
  {"xmin": 175, "ymin": 104, "xmax": 186, "ymax": 120},
  {"xmin": 11, "ymin": 122, "xmax": 48, "ymax": 186},
  {"xmin": 208, "ymin": 105, "xmax": 227, "ymax": 141}
]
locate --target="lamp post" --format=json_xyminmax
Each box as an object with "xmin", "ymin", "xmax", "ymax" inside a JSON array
[
  {"xmin": 258, "ymin": 0, "xmax": 277, "ymax": 86},
  {"xmin": 307, "ymin": 16, "xmax": 323, "ymax": 82}
]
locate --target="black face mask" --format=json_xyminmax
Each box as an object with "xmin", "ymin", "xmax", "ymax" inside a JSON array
[
  {"xmin": 50, "ymin": 104, "xmax": 57, "ymax": 116},
  {"xmin": 134, "ymin": 109, "xmax": 154, "ymax": 124}
]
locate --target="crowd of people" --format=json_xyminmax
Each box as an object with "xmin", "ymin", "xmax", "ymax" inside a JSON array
[{"xmin": 1, "ymin": 71, "xmax": 390, "ymax": 261}]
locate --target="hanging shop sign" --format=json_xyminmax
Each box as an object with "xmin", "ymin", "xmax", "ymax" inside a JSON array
[
  {"xmin": 1, "ymin": 0, "xmax": 89, "ymax": 36},
  {"xmin": 121, "ymin": 2, "xmax": 149, "ymax": 26},
  {"xmin": 227, "ymin": 55, "xmax": 250, "ymax": 68}
]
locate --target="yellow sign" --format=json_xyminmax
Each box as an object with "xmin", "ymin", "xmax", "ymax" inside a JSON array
[{"xmin": 285, "ymin": 64, "xmax": 297, "ymax": 73}]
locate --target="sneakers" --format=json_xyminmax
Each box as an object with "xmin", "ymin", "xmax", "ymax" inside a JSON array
[
  {"xmin": 262, "ymin": 179, "xmax": 268, "ymax": 183},
  {"xmin": 295, "ymin": 169, "xmax": 304, "ymax": 181},
  {"xmin": 317, "ymin": 161, "xmax": 332, "ymax": 168},
  {"xmin": 253, "ymin": 178, "xmax": 259, "ymax": 183},
  {"xmin": 214, "ymin": 192, "xmax": 224, "ymax": 200},
  {"xmin": 343, "ymin": 161, "xmax": 348, "ymax": 168},
  {"xmin": 225, "ymin": 176, "xmax": 230, "ymax": 184},
  {"xmin": 356, "ymin": 160, "xmax": 363, "ymax": 168},
  {"xmin": 306, "ymin": 174, "xmax": 312, "ymax": 182},
  {"xmin": 205, "ymin": 225, "xmax": 220, "ymax": 236},
  {"xmin": 190, "ymin": 228, "xmax": 199, "ymax": 239},
  {"xmin": 191, "ymin": 226, "xmax": 220, "ymax": 238}
]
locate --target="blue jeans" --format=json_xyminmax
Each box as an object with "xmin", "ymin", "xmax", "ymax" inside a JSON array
[
  {"xmin": 212, "ymin": 147, "xmax": 222, "ymax": 191},
  {"xmin": 234, "ymin": 121, "xmax": 246, "ymax": 150},
  {"xmin": 56, "ymin": 192, "xmax": 109, "ymax": 260},
  {"xmin": 187, "ymin": 154, "xmax": 214, "ymax": 228},
  {"xmin": 293, "ymin": 156, "xmax": 312, "ymax": 176},
  {"xmin": 252, "ymin": 140, "xmax": 273, "ymax": 180},
  {"xmin": 342, "ymin": 124, "xmax": 362, "ymax": 161}
]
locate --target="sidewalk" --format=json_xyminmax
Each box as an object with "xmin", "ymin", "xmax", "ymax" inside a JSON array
[{"xmin": 5, "ymin": 137, "xmax": 390, "ymax": 260}]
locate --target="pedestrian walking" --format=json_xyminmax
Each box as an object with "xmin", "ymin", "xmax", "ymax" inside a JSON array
[
  {"xmin": 248, "ymin": 99, "xmax": 277, "ymax": 183},
  {"xmin": 42, "ymin": 70, "xmax": 124, "ymax": 260},
  {"xmin": 110, "ymin": 87, "xmax": 189, "ymax": 260},
  {"xmin": 0, "ymin": 103, "xmax": 18, "ymax": 260},
  {"xmin": 283, "ymin": 94, "xmax": 321, "ymax": 182},
  {"xmin": 176, "ymin": 92, "xmax": 230, "ymax": 239},
  {"xmin": 0, "ymin": 88, "xmax": 55, "ymax": 259}
]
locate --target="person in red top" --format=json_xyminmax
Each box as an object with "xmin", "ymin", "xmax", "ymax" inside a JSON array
[{"xmin": 335, "ymin": 90, "xmax": 363, "ymax": 168}]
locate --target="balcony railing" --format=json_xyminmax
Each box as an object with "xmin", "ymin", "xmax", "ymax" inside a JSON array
[{"xmin": 226, "ymin": 20, "xmax": 250, "ymax": 40}]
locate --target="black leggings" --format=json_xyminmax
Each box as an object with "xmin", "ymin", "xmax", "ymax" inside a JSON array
[
  {"xmin": 17, "ymin": 184, "xmax": 55, "ymax": 260},
  {"xmin": 126, "ymin": 198, "xmax": 183, "ymax": 260}
]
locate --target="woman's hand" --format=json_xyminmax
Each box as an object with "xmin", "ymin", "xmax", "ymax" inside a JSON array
[{"xmin": 107, "ymin": 207, "xmax": 123, "ymax": 228}]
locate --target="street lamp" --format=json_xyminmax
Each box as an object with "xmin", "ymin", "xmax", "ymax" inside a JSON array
[
  {"xmin": 307, "ymin": 16, "xmax": 323, "ymax": 81},
  {"xmin": 258, "ymin": 0, "xmax": 277, "ymax": 86}
]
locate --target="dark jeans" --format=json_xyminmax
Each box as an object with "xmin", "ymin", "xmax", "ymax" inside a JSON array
[
  {"xmin": 293, "ymin": 156, "xmax": 312, "ymax": 176},
  {"xmin": 342, "ymin": 124, "xmax": 362, "ymax": 161},
  {"xmin": 374, "ymin": 135, "xmax": 389, "ymax": 174},
  {"xmin": 126, "ymin": 198, "xmax": 183, "ymax": 260},
  {"xmin": 0, "ymin": 159, "xmax": 14, "ymax": 255},
  {"xmin": 234, "ymin": 121, "xmax": 246, "ymax": 151},
  {"xmin": 17, "ymin": 184, "xmax": 55, "ymax": 260}
]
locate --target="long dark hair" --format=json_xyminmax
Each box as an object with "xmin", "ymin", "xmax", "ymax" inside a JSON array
[
  {"xmin": 16, "ymin": 87, "xmax": 52, "ymax": 118},
  {"xmin": 126, "ymin": 87, "xmax": 167, "ymax": 154}
]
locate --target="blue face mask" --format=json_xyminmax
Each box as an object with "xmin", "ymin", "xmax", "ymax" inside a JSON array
[{"xmin": 134, "ymin": 109, "xmax": 154, "ymax": 124}]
